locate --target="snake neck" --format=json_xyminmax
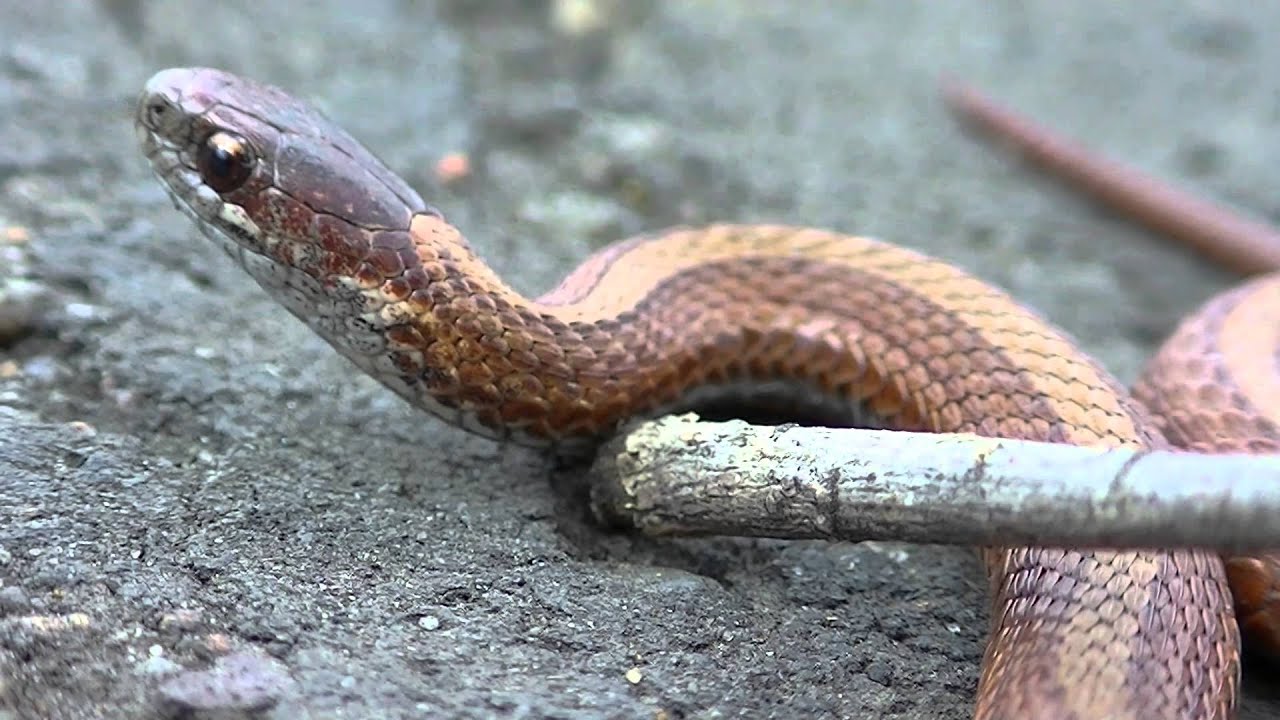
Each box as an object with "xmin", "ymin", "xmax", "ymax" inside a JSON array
[
  {"xmin": 241, "ymin": 213, "xmax": 883, "ymax": 446},
  {"xmin": 235, "ymin": 211, "xmax": 1150, "ymax": 452}
]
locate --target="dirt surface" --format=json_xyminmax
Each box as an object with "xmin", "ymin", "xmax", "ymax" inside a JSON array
[{"xmin": 3, "ymin": 1, "xmax": 1280, "ymax": 718}]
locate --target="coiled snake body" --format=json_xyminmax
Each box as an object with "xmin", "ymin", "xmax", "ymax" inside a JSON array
[{"xmin": 136, "ymin": 67, "xmax": 1280, "ymax": 719}]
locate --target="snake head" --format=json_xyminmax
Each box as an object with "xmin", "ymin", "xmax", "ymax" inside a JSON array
[
  {"xmin": 135, "ymin": 67, "xmax": 432, "ymax": 269},
  {"xmin": 136, "ymin": 68, "xmax": 472, "ymax": 411},
  {"xmin": 135, "ymin": 67, "xmax": 443, "ymax": 332}
]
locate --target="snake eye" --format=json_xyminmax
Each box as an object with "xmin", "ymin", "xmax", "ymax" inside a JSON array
[{"xmin": 196, "ymin": 131, "xmax": 255, "ymax": 193}]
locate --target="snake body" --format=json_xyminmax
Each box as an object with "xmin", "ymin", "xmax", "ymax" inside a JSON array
[
  {"xmin": 135, "ymin": 67, "xmax": 1279, "ymax": 719},
  {"xmin": 944, "ymin": 83, "xmax": 1280, "ymax": 670}
]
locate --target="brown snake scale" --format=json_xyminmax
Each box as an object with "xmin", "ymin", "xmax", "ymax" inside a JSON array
[{"xmin": 136, "ymin": 67, "xmax": 1280, "ymax": 719}]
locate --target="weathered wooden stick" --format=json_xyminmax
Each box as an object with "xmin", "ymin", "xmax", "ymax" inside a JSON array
[{"xmin": 587, "ymin": 414, "xmax": 1280, "ymax": 552}]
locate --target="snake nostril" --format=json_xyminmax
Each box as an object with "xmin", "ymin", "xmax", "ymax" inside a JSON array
[{"xmin": 142, "ymin": 97, "xmax": 172, "ymax": 131}]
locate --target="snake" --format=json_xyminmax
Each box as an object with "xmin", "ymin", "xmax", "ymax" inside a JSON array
[{"xmin": 134, "ymin": 67, "xmax": 1280, "ymax": 720}]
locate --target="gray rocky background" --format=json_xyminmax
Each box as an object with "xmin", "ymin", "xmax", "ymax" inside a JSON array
[{"xmin": 2, "ymin": 1, "xmax": 1279, "ymax": 718}]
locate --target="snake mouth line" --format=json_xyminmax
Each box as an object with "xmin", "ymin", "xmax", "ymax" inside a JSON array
[
  {"xmin": 137, "ymin": 121, "xmax": 238, "ymax": 243},
  {"xmin": 144, "ymin": 164, "xmax": 269, "ymax": 281},
  {"xmin": 137, "ymin": 120, "xmax": 328, "ymax": 353}
]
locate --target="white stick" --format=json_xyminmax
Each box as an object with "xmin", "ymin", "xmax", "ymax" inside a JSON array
[{"xmin": 587, "ymin": 414, "xmax": 1280, "ymax": 551}]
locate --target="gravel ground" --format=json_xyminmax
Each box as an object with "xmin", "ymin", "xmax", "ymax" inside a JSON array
[{"xmin": 3, "ymin": 1, "xmax": 1280, "ymax": 718}]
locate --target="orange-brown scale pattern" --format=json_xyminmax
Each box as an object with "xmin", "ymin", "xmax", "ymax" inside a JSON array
[
  {"xmin": 946, "ymin": 78, "xmax": 1280, "ymax": 689},
  {"xmin": 1135, "ymin": 274, "xmax": 1280, "ymax": 660},
  {"xmin": 388, "ymin": 219, "xmax": 1236, "ymax": 720}
]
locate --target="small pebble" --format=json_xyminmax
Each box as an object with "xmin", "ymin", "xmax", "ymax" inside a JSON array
[
  {"xmin": 865, "ymin": 661, "xmax": 893, "ymax": 686},
  {"xmin": 63, "ymin": 302, "xmax": 102, "ymax": 321},
  {"xmin": 140, "ymin": 654, "xmax": 182, "ymax": 676},
  {"xmin": 0, "ymin": 586, "xmax": 31, "ymax": 613},
  {"xmin": 159, "ymin": 609, "xmax": 204, "ymax": 632},
  {"xmin": 204, "ymin": 633, "xmax": 233, "ymax": 654},
  {"xmin": 66, "ymin": 420, "xmax": 96, "ymax": 437},
  {"xmin": 552, "ymin": 0, "xmax": 607, "ymax": 35},
  {"xmin": 156, "ymin": 652, "xmax": 296, "ymax": 717},
  {"xmin": 434, "ymin": 152, "xmax": 471, "ymax": 185},
  {"xmin": 20, "ymin": 356, "xmax": 59, "ymax": 383}
]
